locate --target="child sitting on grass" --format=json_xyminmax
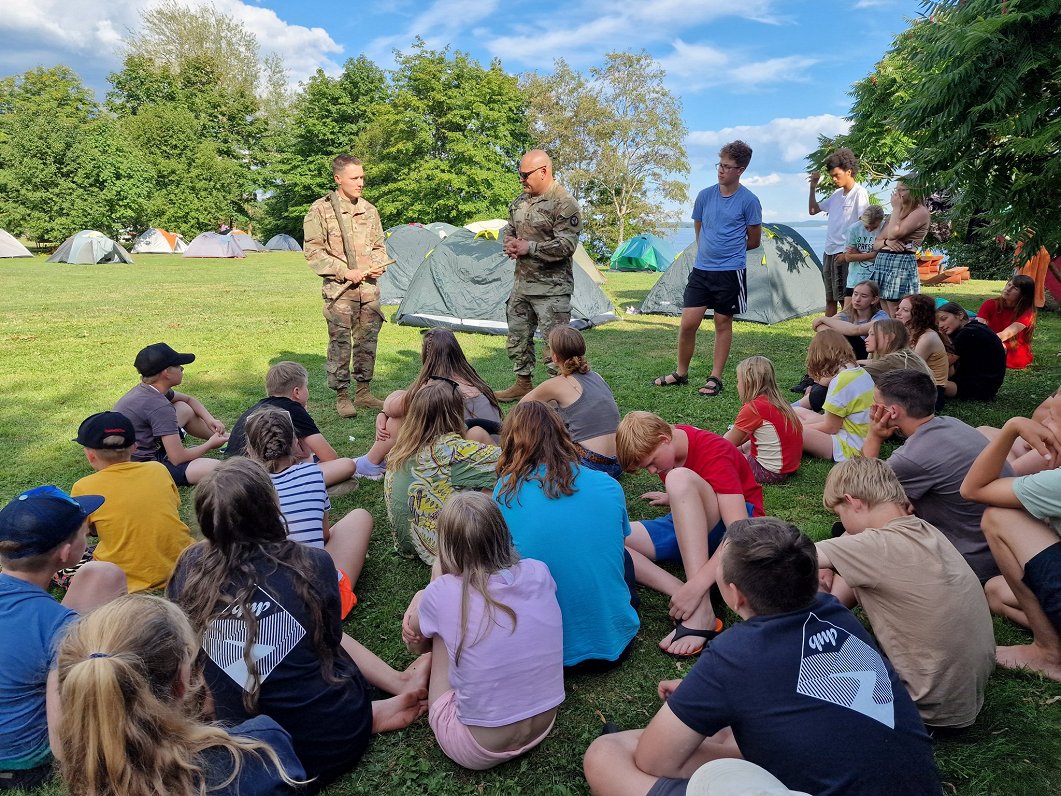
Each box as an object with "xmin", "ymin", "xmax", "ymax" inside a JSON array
[
  {"xmin": 817, "ymin": 457, "xmax": 995, "ymax": 730},
  {"xmin": 225, "ymin": 361, "xmax": 357, "ymax": 488},
  {"xmin": 70, "ymin": 411, "xmax": 193, "ymax": 593},
  {"xmin": 616, "ymin": 411, "xmax": 763, "ymax": 657},
  {"xmin": 244, "ymin": 407, "xmax": 373, "ymax": 619},
  {"xmin": 723, "ymin": 356, "xmax": 802, "ymax": 484},
  {"xmin": 402, "ymin": 492, "xmax": 564, "ymax": 770},
  {"xmin": 793, "ymin": 330, "xmax": 875, "ymax": 462},
  {"xmin": 0, "ymin": 487, "xmax": 127, "ymax": 787}
]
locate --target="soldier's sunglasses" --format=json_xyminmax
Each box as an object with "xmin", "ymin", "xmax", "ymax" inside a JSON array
[{"xmin": 518, "ymin": 165, "xmax": 545, "ymax": 180}]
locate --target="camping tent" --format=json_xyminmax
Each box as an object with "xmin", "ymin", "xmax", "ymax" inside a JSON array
[
  {"xmin": 47, "ymin": 231, "xmax": 133, "ymax": 264},
  {"xmin": 464, "ymin": 218, "xmax": 508, "ymax": 236},
  {"xmin": 0, "ymin": 230, "xmax": 32, "ymax": 258},
  {"xmin": 610, "ymin": 234, "xmax": 676, "ymax": 272},
  {"xmin": 639, "ymin": 224, "xmax": 824, "ymax": 324},
  {"xmin": 424, "ymin": 221, "xmax": 459, "ymax": 239},
  {"xmin": 573, "ymin": 242, "xmax": 606, "ymax": 285},
  {"xmin": 231, "ymin": 233, "xmax": 265, "ymax": 252},
  {"xmin": 379, "ymin": 224, "xmax": 440, "ymax": 304},
  {"xmin": 131, "ymin": 228, "xmax": 188, "ymax": 254},
  {"xmin": 395, "ymin": 235, "xmax": 617, "ymax": 334},
  {"xmin": 183, "ymin": 232, "xmax": 246, "ymax": 259},
  {"xmin": 265, "ymin": 234, "xmax": 302, "ymax": 251}
]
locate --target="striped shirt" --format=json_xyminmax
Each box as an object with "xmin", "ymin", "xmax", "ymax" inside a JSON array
[
  {"xmin": 271, "ymin": 462, "xmax": 330, "ymax": 548},
  {"xmin": 823, "ymin": 366, "xmax": 876, "ymax": 462}
]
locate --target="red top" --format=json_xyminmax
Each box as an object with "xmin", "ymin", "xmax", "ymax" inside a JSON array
[
  {"xmin": 734, "ymin": 396, "xmax": 803, "ymax": 475},
  {"xmin": 665, "ymin": 426, "xmax": 765, "ymax": 516},
  {"xmin": 977, "ymin": 299, "xmax": 1035, "ymax": 369}
]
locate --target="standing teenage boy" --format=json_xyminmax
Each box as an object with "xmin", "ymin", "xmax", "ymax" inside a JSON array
[
  {"xmin": 654, "ymin": 141, "xmax": 761, "ymax": 397},
  {"xmin": 809, "ymin": 148, "xmax": 870, "ymax": 317}
]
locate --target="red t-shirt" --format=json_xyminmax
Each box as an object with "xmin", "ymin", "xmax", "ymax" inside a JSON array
[
  {"xmin": 664, "ymin": 426, "xmax": 765, "ymax": 516},
  {"xmin": 977, "ymin": 299, "xmax": 1035, "ymax": 369},
  {"xmin": 733, "ymin": 396, "xmax": 803, "ymax": 475}
]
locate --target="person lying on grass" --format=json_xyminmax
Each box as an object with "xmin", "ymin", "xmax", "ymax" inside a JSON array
[
  {"xmin": 616, "ymin": 411, "xmax": 763, "ymax": 657},
  {"xmin": 583, "ymin": 517, "xmax": 940, "ymax": 796}
]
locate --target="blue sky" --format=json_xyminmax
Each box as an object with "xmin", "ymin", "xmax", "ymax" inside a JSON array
[{"xmin": 1, "ymin": 0, "xmax": 924, "ymax": 221}]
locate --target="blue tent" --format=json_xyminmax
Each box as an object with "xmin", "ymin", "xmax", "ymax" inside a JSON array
[{"xmin": 609, "ymin": 234, "xmax": 676, "ymax": 272}]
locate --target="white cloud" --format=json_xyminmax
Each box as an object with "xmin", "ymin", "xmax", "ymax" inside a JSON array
[
  {"xmin": 658, "ymin": 40, "xmax": 817, "ymax": 92},
  {"xmin": 365, "ymin": 0, "xmax": 499, "ymax": 64},
  {"xmin": 688, "ymin": 114, "xmax": 852, "ymax": 166},
  {"xmin": 743, "ymin": 173, "xmax": 783, "ymax": 187},
  {"xmin": 853, "ymin": 0, "xmax": 893, "ymax": 8}
]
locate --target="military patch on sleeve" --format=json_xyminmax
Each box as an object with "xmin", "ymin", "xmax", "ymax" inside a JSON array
[{"xmin": 570, "ymin": 215, "xmax": 580, "ymax": 227}]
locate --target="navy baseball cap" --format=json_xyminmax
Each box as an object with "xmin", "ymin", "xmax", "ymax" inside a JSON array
[
  {"xmin": 0, "ymin": 486, "xmax": 103, "ymax": 559},
  {"xmin": 74, "ymin": 411, "xmax": 135, "ymax": 449},
  {"xmin": 134, "ymin": 343, "xmax": 195, "ymax": 377}
]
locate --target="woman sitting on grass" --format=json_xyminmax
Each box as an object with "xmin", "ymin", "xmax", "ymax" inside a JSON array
[
  {"xmin": 53, "ymin": 594, "xmax": 305, "ymax": 796},
  {"xmin": 976, "ymin": 274, "xmax": 1037, "ymax": 370},
  {"xmin": 858, "ymin": 318, "xmax": 933, "ymax": 382},
  {"xmin": 520, "ymin": 326, "xmax": 622, "ymax": 478},
  {"xmin": 793, "ymin": 330, "xmax": 875, "ymax": 462},
  {"xmin": 402, "ymin": 492, "xmax": 565, "ymax": 771},
  {"xmin": 811, "ymin": 279, "xmax": 888, "ymax": 360},
  {"xmin": 356, "ymin": 328, "xmax": 501, "ymax": 479},
  {"xmin": 935, "ymin": 302, "xmax": 1006, "ymax": 401},
  {"xmin": 245, "ymin": 407, "xmax": 373, "ymax": 618},
  {"xmin": 384, "ymin": 379, "xmax": 501, "ymax": 564},
  {"xmin": 493, "ymin": 401, "xmax": 640, "ymax": 671},
  {"xmin": 169, "ymin": 458, "xmax": 429, "ymax": 794},
  {"xmin": 723, "ymin": 356, "xmax": 802, "ymax": 484},
  {"xmin": 895, "ymin": 293, "xmax": 950, "ymax": 409}
]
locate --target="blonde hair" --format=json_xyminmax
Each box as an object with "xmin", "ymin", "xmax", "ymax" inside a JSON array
[
  {"xmin": 436, "ymin": 492, "xmax": 519, "ymax": 666},
  {"xmin": 869, "ymin": 318, "xmax": 909, "ymax": 357},
  {"xmin": 388, "ymin": 380, "xmax": 467, "ymax": 471},
  {"xmin": 616, "ymin": 411, "xmax": 672, "ymax": 473},
  {"xmin": 548, "ymin": 326, "xmax": 590, "ymax": 376},
  {"xmin": 266, "ymin": 361, "xmax": 309, "ymax": 397},
  {"xmin": 244, "ymin": 407, "xmax": 298, "ymax": 473},
  {"xmin": 735, "ymin": 357, "xmax": 799, "ymax": 434},
  {"xmin": 89, "ymin": 445, "xmax": 135, "ymax": 465},
  {"xmin": 56, "ymin": 594, "xmax": 301, "ymax": 796},
  {"xmin": 806, "ymin": 329, "xmax": 856, "ymax": 381},
  {"xmin": 823, "ymin": 457, "xmax": 909, "ymax": 511}
]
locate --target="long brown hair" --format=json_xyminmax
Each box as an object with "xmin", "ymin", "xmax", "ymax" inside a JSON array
[
  {"xmin": 869, "ymin": 318, "xmax": 910, "ymax": 357},
  {"xmin": 436, "ymin": 492, "xmax": 520, "ymax": 666},
  {"xmin": 244, "ymin": 407, "xmax": 298, "ymax": 473},
  {"xmin": 806, "ymin": 329, "xmax": 856, "ymax": 381},
  {"xmin": 549, "ymin": 325, "xmax": 590, "ymax": 376},
  {"xmin": 495, "ymin": 401, "xmax": 580, "ymax": 505},
  {"xmin": 388, "ymin": 380, "xmax": 468, "ymax": 471},
  {"xmin": 406, "ymin": 328, "xmax": 502, "ymax": 419},
  {"xmin": 735, "ymin": 357, "xmax": 799, "ymax": 433},
  {"xmin": 56, "ymin": 595, "xmax": 301, "ymax": 796},
  {"xmin": 902, "ymin": 293, "xmax": 951, "ymax": 350},
  {"xmin": 1004, "ymin": 275, "xmax": 1036, "ymax": 329}
]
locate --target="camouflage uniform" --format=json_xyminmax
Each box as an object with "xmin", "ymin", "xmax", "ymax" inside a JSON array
[
  {"xmin": 501, "ymin": 182, "xmax": 583, "ymax": 376},
  {"xmin": 304, "ymin": 194, "xmax": 387, "ymax": 391}
]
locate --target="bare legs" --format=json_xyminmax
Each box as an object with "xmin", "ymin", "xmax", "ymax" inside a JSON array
[
  {"xmin": 326, "ymin": 508, "xmax": 373, "ymax": 588},
  {"xmin": 61, "ymin": 560, "xmax": 127, "ymax": 614}
]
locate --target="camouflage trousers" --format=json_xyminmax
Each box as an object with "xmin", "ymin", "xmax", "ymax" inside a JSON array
[
  {"xmin": 323, "ymin": 294, "xmax": 384, "ymax": 390},
  {"xmin": 505, "ymin": 291, "xmax": 571, "ymax": 377}
]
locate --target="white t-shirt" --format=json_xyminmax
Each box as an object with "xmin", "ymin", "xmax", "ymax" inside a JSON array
[{"xmin": 820, "ymin": 184, "xmax": 870, "ymax": 254}]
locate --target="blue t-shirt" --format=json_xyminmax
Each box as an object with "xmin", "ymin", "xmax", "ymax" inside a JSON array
[
  {"xmin": 691, "ymin": 184, "xmax": 762, "ymax": 271},
  {"xmin": 0, "ymin": 573, "xmax": 77, "ymax": 769},
  {"xmin": 201, "ymin": 715, "xmax": 305, "ymax": 795},
  {"xmin": 493, "ymin": 465, "xmax": 639, "ymax": 666},
  {"xmin": 665, "ymin": 593, "xmax": 939, "ymax": 796}
]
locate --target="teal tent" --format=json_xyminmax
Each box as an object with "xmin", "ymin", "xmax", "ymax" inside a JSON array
[
  {"xmin": 379, "ymin": 224, "xmax": 440, "ymax": 304},
  {"xmin": 610, "ymin": 234, "xmax": 675, "ymax": 272}
]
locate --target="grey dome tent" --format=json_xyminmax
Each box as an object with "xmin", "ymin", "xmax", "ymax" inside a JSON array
[
  {"xmin": 395, "ymin": 235, "xmax": 617, "ymax": 334},
  {"xmin": 131, "ymin": 228, "xmax": 188, "ymax": 254},
  {"xmin": 231, "ymin": 232, "xmax": 265, "ymax": 252},
  {"xmin": 0, "ymin": 230, "xmax": 32, "ymax": 258},
  {"xmin": 48, "ymin": 231, "xmax": 133, "ymax": 264},
  {"xmin": 379, "ymin": 224, "xmax": 439, "ymax": 304},
  {"xmin": 265, "ymin": 234, "xmax": 302, "ymax": 251},
  {"xmin": 183, "ymin": 232, "xmax": 246, "ymax": 258},
  {"xmin": 639, "ymin": 224, "xmax": 823, "ymax": 324}
]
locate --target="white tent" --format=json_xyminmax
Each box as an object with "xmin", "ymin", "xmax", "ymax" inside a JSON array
[
  {"xmin": 131, "ymin": 228, "xmax": 188, "ymax": 254},
  {"xmin": 231, "ymin": 233, "xmax": 265, "ymax": 252},
  {"xmin": 266, "ymin": 234, "xmax": 302, "ymax": 251},
  {"xmin": 0, "ymin": 230, "xmax": 32, "ymax": 258},
  {"xmin": 47, "ymin": 231, "xmax": 133, "ymax": 264},
  {"xmin": 183, "ymin": 232, "xmax": 246, "ymax": 258}
]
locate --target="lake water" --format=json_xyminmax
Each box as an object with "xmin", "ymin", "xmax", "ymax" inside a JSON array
[{"xmin": 663, "ymin": 223, "xmax": 828, "ymax": 261}]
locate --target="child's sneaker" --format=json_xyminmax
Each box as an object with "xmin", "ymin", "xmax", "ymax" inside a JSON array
[{"xmin": 355, "ymin": 455, "xmax": 386, "ymax": 480}]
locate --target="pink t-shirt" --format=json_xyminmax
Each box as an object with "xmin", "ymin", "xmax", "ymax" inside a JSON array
[
  {"xmin": 977, "ymin": 299, "xmax": 1035, "ymax": 369},
  {"xmin": 667, "ymin": 426, "xmax": 765, "ymax": 516},
  {"xmin": 733, "ymin": 396, "xmax": 802, "ymax": 475},
  {"xmin": 418, "ymin": 559, "xmax": 565, "ymax": 727}
]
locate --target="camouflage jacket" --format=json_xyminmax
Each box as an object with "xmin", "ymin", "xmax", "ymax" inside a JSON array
[
  {"xmin": 304, "ymin": 193, "xmax": 387, "ymax": 300},
  {"xmin": 502, "ymin": 181, "xmax": 582, "ymax": 296}
]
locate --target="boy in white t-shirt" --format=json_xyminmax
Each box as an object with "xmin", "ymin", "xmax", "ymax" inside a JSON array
[
  {"xmin": 844, "ymin": 205, "xmax": 886, "ymax": 292},
  {"xmin": 808, "ymin": 148, "xmax": 870, "ymax": 316}
]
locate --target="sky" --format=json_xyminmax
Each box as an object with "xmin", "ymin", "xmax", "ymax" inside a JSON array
[{"xmin": 0, "ymin": 0, "xmax": 926, "ymax": 222}]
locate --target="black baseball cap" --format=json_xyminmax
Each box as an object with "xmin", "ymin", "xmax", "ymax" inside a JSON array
[
  {"xmin": 74, "ymin": 411, "xmax": 135, "ymax": 449},
  {"xmin": 134, "ymin": 343, "xmax": 195, "ymax": 377},
  {"xmin": 0, "ymin": 486, "xmax": 103, "ymax": 559}
]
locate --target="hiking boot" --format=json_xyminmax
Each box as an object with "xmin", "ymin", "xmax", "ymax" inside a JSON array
[
  {"xmin": 327, "ymin": 477, "xmax": 360, "ymax": 498},
  {"xmin": 495, "ymin": 375, "xmax": 533, "ymax": 402},
  {"xmin": 336, "ymin": 389, "xmax": 357, "ymax": 418},
  {"xmin": 354, "ymin": 382, "xmax": 385, "ymax": 410}
]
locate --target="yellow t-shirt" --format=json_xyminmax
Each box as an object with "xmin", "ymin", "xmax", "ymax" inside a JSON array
[{"xmin": 71, "ymin": 461, "xmax": 193, "ymax": 592}]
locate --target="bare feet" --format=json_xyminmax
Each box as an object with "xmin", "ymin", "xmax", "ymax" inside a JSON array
[
  {"xmin": 660, "ymin": 603, "xmax": 719, "ymax": 656},
  {"xmin": 371, "ymin": 689, "xmax": 429, "ymax": 733},
  {"xmin": 996, "ymin": 644, "xmax": 1061, "ymax": 682},
  {"xmin": 402, "ymin": 652, "xmax": 432, "ymax": 693}
]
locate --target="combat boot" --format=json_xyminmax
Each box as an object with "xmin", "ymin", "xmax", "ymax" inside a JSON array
[
  {"xmin": 335, "ymin": 389, "xmax": 357, "ymax": 418},
  {"xmin": 495, "ymin": 375, "xmax": 533, "ymax": 402},
  {"xmin": 354, "ymin": 382, "xmax": 385, "ymax": 410}
]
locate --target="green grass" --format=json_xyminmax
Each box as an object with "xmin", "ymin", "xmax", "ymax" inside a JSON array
[{"xmin": 1, "ymin": 253, "xmax": 1059, "ymax": 795}]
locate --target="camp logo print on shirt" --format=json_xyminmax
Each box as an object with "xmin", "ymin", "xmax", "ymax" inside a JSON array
[
  {"xmin": 202, "ymin": 585, "xmax": 306, "ymax": 692},
  {"xmin": 795, "ymin": 612, "xmax": 895, "ymax": 729}
]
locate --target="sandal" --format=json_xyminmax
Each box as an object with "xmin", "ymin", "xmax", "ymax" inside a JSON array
[
  {"xmin": 661, "ymin": 618, "xmax": 724, "ymax": 658},
  {"xmin": 698, "ymin": 376, "xmax": 724, "ymax": 397},
  {"xmin": 652, "ymin": 371, "xmax": 689, "ymax": 387}
]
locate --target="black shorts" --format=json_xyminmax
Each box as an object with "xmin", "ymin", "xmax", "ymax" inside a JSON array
[
  {"xmin": 683, "ymin": 268, "xmax": 747, "ymax": 316},
  {"xmin": 154, "ymin": 455, "xmax": 192, "ymax": 486},
  {"xmin": 1024, "ymin": 541, "xmax": 1061, "ymax": 632}
]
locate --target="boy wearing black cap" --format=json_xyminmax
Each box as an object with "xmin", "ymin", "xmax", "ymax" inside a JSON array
[
  {"xmin": 70, "ymin": 411, "xmax": 194, "ymax": 592},
  {"xmin": 113, "ymin": 342, "xmax": 228, "ymax": 486},
  {"xmin": 0, "ymin": 487, "xmax": 126, "ymax": 786}
]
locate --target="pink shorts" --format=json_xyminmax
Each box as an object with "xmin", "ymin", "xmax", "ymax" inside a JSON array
[{"xmin": 428, "ymin": 689, "xmax": 554, "ymax": 771}]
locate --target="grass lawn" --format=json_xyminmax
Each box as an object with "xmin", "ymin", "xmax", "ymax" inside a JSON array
[{"xmin": 1, "ymin": 252, "xmax": 1059, "ymax": 795}]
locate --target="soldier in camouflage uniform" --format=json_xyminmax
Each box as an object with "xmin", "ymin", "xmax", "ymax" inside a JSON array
[
  {"xmin": 304, "ymin": 155, "xmax": 389, "ymax": 418},
  {"xmin": 495, "ymin": 149, "xmax": 583, "ymax": 402}
]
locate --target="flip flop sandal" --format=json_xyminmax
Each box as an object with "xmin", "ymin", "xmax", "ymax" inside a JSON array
[
  {"xmin": 662, "ymin": 617, "xmax": 724, "ymax": 658},
  {"xmin": 698, "ymin": 376, "xmax": 724, "ymax": 397},
  {"xmin": 652, "ymin": 371, "xmax": 689, "ymax": 387}
]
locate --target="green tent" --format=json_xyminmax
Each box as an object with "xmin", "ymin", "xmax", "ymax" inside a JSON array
[
  {"xmin": 379, "ymin": 224, "xmax": 440, "ymax": 304},
  {"xmin": 639, "ymin": 224, "xmax": 823, "ymax": 324},
  {"xmin": 610, "ymin": 234, "xmax": 675, "ymax": 272}
]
